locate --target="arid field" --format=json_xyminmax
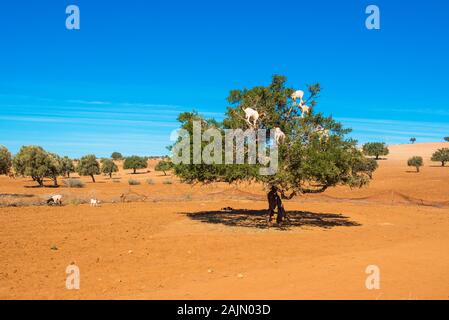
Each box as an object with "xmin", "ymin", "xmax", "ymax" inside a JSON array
[{"xmin": 1, "ymin": 142, "xmax": 449, "ymax": 300}]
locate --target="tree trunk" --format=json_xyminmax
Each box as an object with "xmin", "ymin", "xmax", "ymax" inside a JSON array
[
  {"xmin": 53, "ymin": 176, "xmax": 58, "ymax": 187},
  {"xmin": 375, "ymin": 155, "xmax": 379, "ymax": 160},
  {"xmin": 163, "ymin": 171, "xmax": 167, "ymax": 176},
  {"xmin": 133, "ymin": 168, "xmax": 137, "ymax": 174},
  {"xmin": 442, "ymin": 161, "xmax": 445, "ymax": 167},
  {"xmin": 91, "ymin": 174, "xmax": 96, "ymax": 183},
  {"xmin": 37, "ymin": 178, "xmax": 44, "ymax": 187},
  {"xmin": 416, "ymin": 166, "xmax": 420, "ymax": 173},
  {"xmin": 67, "ymin": 172, "xmax": 70, "ymax": 178},
  {"xmin": 109, "ymin": 172, "xmax": 112, "ymax": 178},
  {"xmin": 267, "ymin": 186, "xmax": 286, "ymax": 224}
]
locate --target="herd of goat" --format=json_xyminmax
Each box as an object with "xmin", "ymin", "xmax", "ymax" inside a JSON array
[{"xmin": 241, "ymin": 89, "xmax": 329, "ymax": 145}]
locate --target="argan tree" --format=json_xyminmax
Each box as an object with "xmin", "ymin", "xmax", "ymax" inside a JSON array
[
  {"xmin": 362, "ymin": 142, "xmax": 389, "ymax": 160},
  {"xmin": 155, "ymin": 160, "xmax": 173, "ymax": 176},
  {"xmin": 171, "ymin": 75, "xmax": 376, "ymax": 223},
  {"xmin": 76, "ymin": 154, "xmax": 100, "ymax": 182},
  {"xmin": 0, "ymin": 145, "xmax": 12, "ymax": 175},
  {"xmin": 111, "ymin": 152, "xmax": 123, "ymax": 161},
  {"xmin": 123, "ymin": 155, "xmax": 148, "ymax": 174},
  {"xmin": 13, "ymin": 146, "xmax": 52, "ymax": 187},
  {"xmin": 408, "ymin": 156, "xmax": 423, "ymax": 172},
  {"xmin": 410, "ymin": 137, "xmax": 416, "ymax": 144},
  {"xmin": 444, "ymin": 137, "xmax": 449, "ymax": 142},
  {"xmin": 101, "ymin": 158, "xmax": 119, "ymax": 178},
  {"xmin": 431, "ymin": 148, "xmax": 449, "ymax": 167},
  {"xmin": 60, "ymin": 156, "xmax": 75, "ymax": 178}
]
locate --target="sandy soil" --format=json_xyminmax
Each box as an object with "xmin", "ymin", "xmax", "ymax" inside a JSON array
[{"xmin": 1, "ymin": 142, "xmax": 449, "ymax": 299}]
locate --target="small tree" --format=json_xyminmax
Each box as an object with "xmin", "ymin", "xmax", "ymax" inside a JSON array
[
  {"xmin": 111, "ymin": 152, "xmax": 123, "ymax": 161},
  {"xmin": 155, "ymin": 160, "xmax": 173, "ymax": 176},
  {"xmin": 362, "ymin": 142, "xmax": 389, "ymax": 160},
  {"xmin": 444, "ymin": 137, "xmax": 449, "ymax": 142},
  {"xmin": 352, "ymin": 157, "xmax": 379, "ymax": 179},
  {"xmin": 60, "ymin": 156, "xmax": 75, "ymax": 178},
  {"xmin": 46, "ymin": 153, "xmax": 63, "ymax": 186},
  {"xmin": 13, "ymin": 146, "xmax": 52, "ymax": 187},
  {"xmin": 76, "ymin": 155, "xmax": 100, "ymax": 182},
  {"xmin": 123, "ymin": 156, "xmax": 147, "ymax": 174},
  {"xmin": 410, "ymin": 137, "xmax": 416, "ymax": 144},
  {"xmin": 431, "ymin": 148, "xmax": 449, "ymax": 167},
  {"xmin": 0, "ymin": 145, "xmax": 12, "ymax": 175},
  {"xmin": 101, "ymin": 158, "xmax": 119, "ymax": 178},
  {"xmin": 408, "ymin": 156, "xmax": 423, "ymax": 172}
]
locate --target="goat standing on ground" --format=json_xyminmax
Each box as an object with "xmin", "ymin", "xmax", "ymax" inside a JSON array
[
  {"xmin": 90, "ymin": 199, "xmax": 100, "ymax": 207},
  {"xmin": 47, "ymin": 194, "xmax": 63, "ymax": 206}
]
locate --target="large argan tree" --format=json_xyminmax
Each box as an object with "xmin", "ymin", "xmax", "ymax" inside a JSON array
[{"xmin": 171, "ymin": 75, "xmax": 376, "ymax": 223}]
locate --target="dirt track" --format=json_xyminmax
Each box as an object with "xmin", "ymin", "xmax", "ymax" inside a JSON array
[{"xmin": 1, "ymin": 143, "xmax": 449, "ymax": 299}]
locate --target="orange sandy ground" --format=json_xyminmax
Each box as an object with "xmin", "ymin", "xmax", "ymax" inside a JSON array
[{"xmin": 1, "ymin": 142, "xmax": 449, "ymax": 300}]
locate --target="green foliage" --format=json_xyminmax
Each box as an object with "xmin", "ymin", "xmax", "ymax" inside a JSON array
[
  {"xmin": 13, "ymin": 146, "xmax": 53, "ymax": 187},
  {"xmin": 101, "ymin": 158, "xmax": 119, "ymax": 178},
  {"xmin": 362, "ymin": 142, "xmax": 389, "ymax": 160},
  {"xmin": 123, "ymin": 156, "xmax": 148, "ymax": 174},
  {"xmin": 128, "ymin": 178, "xmax": 140, "ymax": 185},
  {"xmin": 76, "ymin": 155, "xmax": 100, "ymax": 182},
  {"xmin": 60, "ymin": 156, "xmax": 75, "ymax": 178},
  {"xmin": 155, "ymin": 160, "xmax": 173, "ymax": 176},
  {"xmin": 431, "ymin": 148, "xmax": 449, "ymax": 166},
  {"xmin": 0, "ymin": 145, "xmax": 12, "ymax": 175},
  {"xmin": 63, "ymin": 178, "xmax": 85, "ymax": 188},
  {"xmin": 408, "ymin": 156, "xmax": 423, "ymax": 172},
  {"xmin": 444, "ymin": 137, "xmax": 449, "ymax": 142},
  {"xmin": 352, "ymin": 157, "xmax": 379, "ymax": 179},
  {"xmin": 410, "ymin": 137, "xmax": 416, "ymax": 144},
  {"xmin": 172, "ymin": 75, "xmax": 375, "ymax": 200},
  {"xmin": 111, "ymin": 152, "xmax": 123, "ymax": 160}
]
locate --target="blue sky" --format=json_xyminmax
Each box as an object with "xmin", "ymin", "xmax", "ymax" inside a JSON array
[{"xmin": 1, "ymin": 0, "xmax": 448, "ymax": 157}]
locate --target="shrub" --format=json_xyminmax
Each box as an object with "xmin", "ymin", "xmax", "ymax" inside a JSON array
[
  {"xmin": 408, "ymin": 156, "xmax": 423, "ymax": 172},
  {"xmin": 163, "ymin": 179, "xmax": 173, "ymax": 185},
  {"xmin": 128, "ymin": 179, "xmax": 141, "ymax": 185},
  {"xmin": 362, "ymin": 142, "xmax": 389, "ymax": 160},
  {"xmin": 146, "ymin": 178, "xmax": 155, "ymax": 185},
  {"xmin": 63, "ymin": 178, "xmax": 85, "ymax": 188},
  {"xmin": 123, "ymin": 156, "xmax": 148, "ymax": 174},
  {"xmin": 76, "ymin": 155, "xmax": 100, "ymax": 182},
  {"xmin": 431, "ymin": 148, "xmax": 449, "ymax": 166},
  {"xmin": 0, "ymin": 145, "xmax": 12, "ymax": 175}
]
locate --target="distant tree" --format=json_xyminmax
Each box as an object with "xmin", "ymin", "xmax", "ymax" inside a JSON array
[
  {"xmin": 123, "ymin": 156, "xmax": 148, "ymax": 174},
  {"xmin": 362, "ymin": 142, "xmax": 389, "ymax": 160},
  {"xmin": 410, "ymin": 137, "xmax": 416, "ymax": 144},
  {"xmin": 352, "ymin": 157, "xmax": 379, "ymax": 179},
  {"xmin": 46, "ymin": 153, "xmax": 63, "ymax": 186},
  {"xmin": 76, "ymin": 155, "xmax": 100, "ymax": 182},
  {"xmin": 0, "ymin": 145, "xmax": 12, "ymax": 175},
  {"xmin": 13, "ymin": 146, "xmax": 52, "ymax": 187},
  {"xmin": 111, "ymin": 152, "xmax": 123, "ymax": 161},
  {"xmin": 431, "ymin": 148, "xmax": 449, "ymax": 167},
  {"xmin": 101, "ymin": 158, "xmax": 119, "ymax": 178},
  {"xmin": 60, "ymin": 156, "xmax": 75, "ymax": 178},
  {"xmin": 408, "ymin": 156, "xmax": 423, "ymax": 172},
  {"xmin": 444, "ymin": 137, "xmax": 449, "ymax": 142},
  {"xmin": 155, "ymin": 160, "xmax": 173, "ymax": 176}
]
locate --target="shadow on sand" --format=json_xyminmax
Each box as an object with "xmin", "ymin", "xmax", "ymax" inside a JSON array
[{"xmin": 185, "ymin": 209, "xmax": 361, "ymax": 230}]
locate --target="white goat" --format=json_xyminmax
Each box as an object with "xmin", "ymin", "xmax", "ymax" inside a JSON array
[
  {"xmin": 315, "ymin": 125, "xmax": 330, "ymax": 141},
  {"xmin": 47, "ymin": 194, "xmax": 63, "ymax": 206},
  {"xmin": 242, "ymin": 107, "xmax": 265, "ymax": 127},
  {"xmin": 90, "ymin": 199, "xmax": 100, "ymax": 207},
  {"xmin": 274, "ymin": 127, "xmax": 286, "ymax": 145},
  {"xmin": 291, "ymin": 90, "xmax": 304, "ymax": 105},
  {"xmin": 299, "ymin": 104, "xmax": 310, "ymax": 118}
]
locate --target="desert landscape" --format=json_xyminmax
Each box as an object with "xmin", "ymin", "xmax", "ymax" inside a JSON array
[{"xmin": 1, "ymin": 142, "xmax": 449, "ymax": 300}]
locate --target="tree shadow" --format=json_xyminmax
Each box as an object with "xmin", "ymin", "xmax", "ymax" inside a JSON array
[{"xmin": 184, "ymin": 209, "xmax": 361, "ymax": 230}]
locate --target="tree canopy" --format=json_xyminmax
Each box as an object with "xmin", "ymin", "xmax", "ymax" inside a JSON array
[
  {"xmin": 111, "ymin": 152, "xmax": 123, "ymax": 160},
  {"xmin": 0, "ymin": 145, "xmax": 12, "ymax": 175},
  {"xmin": 123, "ymin": 156, "xmax": 148, "ymax": 174},
  {"xmin": 171, "ymin": 75, "xmax": 375, "ymax": 222},
  {"xmin": 362, "ymin": 142, "xmax": 389, "ymax": 160},
  {"xmin": 101, "ymin": 158, "xmax": 119, "ymax": 178},
  {"xmin": 408, "ymin": 156, "xmax": 423, "ymax": 172},
  {"xmin": 76, "ymin": 154, "xmax": 100, "ymax": 182},
  {"xmin": 155, "ymin": 160, "xmax": 173, "ymax": 176},
  {"xmin": 431, "ymin": 148, "xmax": 449, "ymax": 166}
]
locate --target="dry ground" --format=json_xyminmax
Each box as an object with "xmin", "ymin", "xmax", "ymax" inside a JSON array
[{"xmin": 1, "ymin": 143, "xmax": 449, "ymax": 299}]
